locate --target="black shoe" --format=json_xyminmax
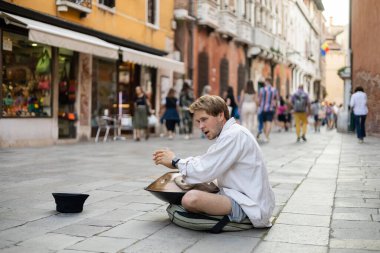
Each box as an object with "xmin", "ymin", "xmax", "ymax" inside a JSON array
[
  {"xmin": 301, "ymin": 135, "xmax": 307, "ymax": 141},
  {"xmin": 297, "ymin": 137, "xmax": 301, "ymax": 142}
]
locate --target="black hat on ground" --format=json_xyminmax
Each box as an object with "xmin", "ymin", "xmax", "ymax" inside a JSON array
[{"xmin": 52, "ymin": 193, "xmax": 89, "ymax": 213}]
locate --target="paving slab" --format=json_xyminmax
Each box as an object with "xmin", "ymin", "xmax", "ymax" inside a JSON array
[
  {"xmin": 253, "ymin": 241, "xmax": 328, "ymax": 253},
  {"xmin": 1, "ymin": 130, "xmax": 380, "ymax": 252}
]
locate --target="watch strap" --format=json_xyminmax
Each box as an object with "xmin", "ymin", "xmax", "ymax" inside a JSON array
[{"xmin": 172, "ymin": 157, "xmax": 180, "ymax": 168}]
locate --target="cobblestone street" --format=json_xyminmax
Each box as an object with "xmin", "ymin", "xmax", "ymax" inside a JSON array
[{"xmin": 0, "ymin": 129, "xmax": 379, "ymax": 253}]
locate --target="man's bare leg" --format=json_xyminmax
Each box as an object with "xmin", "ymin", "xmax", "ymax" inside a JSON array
[
  {"xmin": 264, "ymin": 122, "xmax": 272, "ymax": 139},
  {"xmin": 181, "ymin": 190, "xmax": 232, "ymax": 216}
]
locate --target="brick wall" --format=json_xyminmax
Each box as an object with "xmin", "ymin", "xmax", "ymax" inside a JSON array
[{"xmin": 352, "ymin": 0, "xmax": 380, "ymax": 135}]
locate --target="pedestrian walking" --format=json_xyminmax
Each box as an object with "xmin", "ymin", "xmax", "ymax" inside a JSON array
[
  {"xmin": 202, "ymin": 85, "xmax": 212, "ymax": 96},
  {"xmin": 153, "ymin": 95, "xmax": 275, "ymax": 228},
  {"xmin": 200, "ymin": 85, "xmax": 212, "ymax": 139},
  {"xmin": 257, "ymin": 78, "xmax": 279, "ymax": 142},
  {"xmin": 285, "ymin": 94, "xmax": 293, "ymax": 131},
  {"xmin": 224, "ymin": 86, "xmax": 239, "ymax": 120},
  {"xmin": 179, "ymin": 82, "xmax": 194, "ymax": 140},
  {"xmin": 160, "ymin": 88, "xmax": 180, "ymax": 139},
  {"xmin": 310, "ymin": 99, "xmax": 321, "ymax": 132},
  {"xmin": 132, "ymin": 86, "xmax": 149, "ymax": 141},
  {"xmin": 325, "ymin": 102, "xmax": 334, "ymax": 130},
  {"xmin": 276, "ymin": 96, "xmax": 288, "ymax": 132},
  {"xmin": 350, "ymin": 86, "xmax": 368, "ymax": 143},
  {"xmin": 291, "ymin": 85, "xmax": 311, "ymax": 142},
  {"xmin": 239, "ymin": 80, "xmax": 257, "ymax": 133},
  {"xmin": 332, "ymin": 102, "xmax": 339, "ymax": 128}
]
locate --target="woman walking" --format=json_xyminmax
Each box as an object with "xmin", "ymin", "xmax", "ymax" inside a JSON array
[
  {"xmin": 239, "ymin": 80, "xmax": 257, "ymax": 133},
  {"xmin": 224, "ymin": 86, "xmax": 239, "ymax": 120},
  {"xmin": 133, "ymin": 86, "xmax": 149, "ymax": 141},
  {"xmin": 179, "ymin": 82, "xmax": 194, "ymax": 140},
  {"xmin": 161, "ymin": 88, "xmax": 180, "ymax": 139}
]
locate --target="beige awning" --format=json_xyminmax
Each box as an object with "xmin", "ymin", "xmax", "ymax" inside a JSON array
[
  {"xmin": 121, "ymin": 46, "xmax": 185, "ymax": 74},
  {"xmin": 0, "ymin": 12, "xmax": 119, "ymax": 59}
]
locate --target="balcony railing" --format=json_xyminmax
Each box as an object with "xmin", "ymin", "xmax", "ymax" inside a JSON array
[
  {"xmin": 56, "ymin": 0, "xmax": 92, "ymax": 13},
  {"xmin": 252, "ymin": 27, "xmax": 273, "ymax": 51},
  {"xmin": 174, "ymin": 1, "xmax": 191, "ymax": 20},
  {"xmin": 197, "ymin": 0, "xmax": 219, "ymax": 29},
  {"xmin": 217, "ymin": 10, "xmax": 237, "ymax": 37},
  {"xmin": 235, "ymin": 19, "xmax": 252, "ymax": 45}
]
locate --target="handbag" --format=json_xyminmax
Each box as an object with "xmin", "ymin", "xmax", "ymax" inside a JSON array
[
  {"xmin": 35, "ymin": 50, "xmax": 51, "ymax": 74},
  {"xmin": 148, "ymin": 114, "xmax": 158, "ymax": 127},
  {"xmin": 38, "ymin": 75, "xmax": 50, "ymax": 90},
  {"xmin": 38, "ymin": 79, "xmax": 50, "ymax": 90}
]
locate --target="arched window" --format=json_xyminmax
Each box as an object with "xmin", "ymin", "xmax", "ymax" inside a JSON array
[
  {"xmin": 238, "ymin": 64, "xmax": 246, "ymax": 94},
  {"xmin": 219, "ymin": 58, "xmax": 229, "ymax": 96},
  {"xmin": 197, "ymin": 52, "xmax": 209, "ymax": 97}
]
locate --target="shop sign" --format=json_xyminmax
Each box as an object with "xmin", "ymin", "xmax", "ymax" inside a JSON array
[{"xmin": 3, "ymin": 38, "xmax": 12, "ymax": 51}]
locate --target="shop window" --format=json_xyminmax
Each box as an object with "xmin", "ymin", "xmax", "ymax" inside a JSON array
[
  {"xmin": 98, "ymin": 0, "xmax": 115, "ymax": 8},
  {"xmin": 147, "ymin": 0, "xmax": 159, "ymax": 27},
  {"xmin": 1, "ymin": 31, "xmax": 52, "ymax": 118},
  {"xmin": 91, "ymin": 57, "xmax": 117, "ymax": 133}
]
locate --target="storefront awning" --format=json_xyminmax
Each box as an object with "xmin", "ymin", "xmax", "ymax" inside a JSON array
[
  {"xmin": 0, "ymin": 12, "xmax": 119, "ymax": 59},
  {"xmin": 121, "ymin": 46, "xmax": 185, "ymax": 74}
]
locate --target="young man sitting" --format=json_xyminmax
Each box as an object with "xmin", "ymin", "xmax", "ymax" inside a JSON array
[{"xmin": 153, "ymin": 95, "xmax": 275, "ymax": 227}]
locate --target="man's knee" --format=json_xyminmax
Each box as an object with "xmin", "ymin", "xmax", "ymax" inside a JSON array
[{"xmin": 181, "ymin": 190, "xmax": 201, "ymax": 211}]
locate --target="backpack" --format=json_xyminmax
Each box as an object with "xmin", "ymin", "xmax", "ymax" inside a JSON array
[{"xmin": 293, "ymin": 94, "xmax": 308, "ymax": 112}]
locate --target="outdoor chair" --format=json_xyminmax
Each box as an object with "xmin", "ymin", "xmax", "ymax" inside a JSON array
[{"xmin": 95, "ymin": 115, "xmax": 118, "ymax": 142}]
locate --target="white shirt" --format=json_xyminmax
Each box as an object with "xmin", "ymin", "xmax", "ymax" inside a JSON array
[
  {"xmin": 177, "ymin": 118, "xmax": 275, "ymax": 227},
  {"xmin": 350, "ymin": 91, "xmax": 368, "ymax": 115}
]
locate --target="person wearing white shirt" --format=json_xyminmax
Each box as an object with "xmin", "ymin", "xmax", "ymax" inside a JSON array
[
  {"xmin": 153, "ymin": 95, "xmax": 275, "ymax": 228},
  {"xmin": 350, "ymin": 86, "xmax": 368, "ymax": 143}
]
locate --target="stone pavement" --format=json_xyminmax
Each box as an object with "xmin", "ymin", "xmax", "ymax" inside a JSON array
[{"xmin": 0, "ymin": 128, "xmax": 379, "ymax": 253}]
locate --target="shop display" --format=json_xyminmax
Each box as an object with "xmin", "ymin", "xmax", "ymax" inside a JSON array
[
  {"xmin": 1, "ymin": 31, "xmax": 52, "ymax": 117},
  {"xmin": 58, "ymin": 51, "xmax": 78, "ymax": 139}
]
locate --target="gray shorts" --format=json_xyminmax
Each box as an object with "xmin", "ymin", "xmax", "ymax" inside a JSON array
[{"xmin": 218, "ymin": 189, "xmax": 247, "ymax": 222}]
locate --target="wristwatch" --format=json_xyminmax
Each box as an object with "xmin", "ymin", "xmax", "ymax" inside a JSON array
[{"xmin": 171, "ymin": 157, "xmax": 180, "ymax": 168}]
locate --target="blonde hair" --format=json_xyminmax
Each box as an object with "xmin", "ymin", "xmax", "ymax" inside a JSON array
[{"xmin": 189, "ymin": 95, "xmax": 230, "ymax": 119}]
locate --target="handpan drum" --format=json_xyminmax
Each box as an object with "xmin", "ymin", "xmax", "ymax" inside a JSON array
[{"xmin": 144, "ymin": 172, "xmax": 219, "ymax": 204}]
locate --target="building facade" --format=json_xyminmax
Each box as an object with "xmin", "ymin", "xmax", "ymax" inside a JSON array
[
  {"xmin": 0, "ymin": 0, "xmax": 184, "ymax": 147},
  {"xmin": 351, "ymin": 0, "xmax": 380, "ymax": 135},
  {"xmin": 174, "ymin": 0, "xmax": 325, "ymax": 104},
  {"xmin": 325, "ymin": 21, "xmax": 349, "ymax": 106}
]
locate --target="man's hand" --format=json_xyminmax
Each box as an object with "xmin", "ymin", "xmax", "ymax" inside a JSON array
[{"xmin": 153, "ymin": 148, "xmax": 176, "ymax": 169}]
